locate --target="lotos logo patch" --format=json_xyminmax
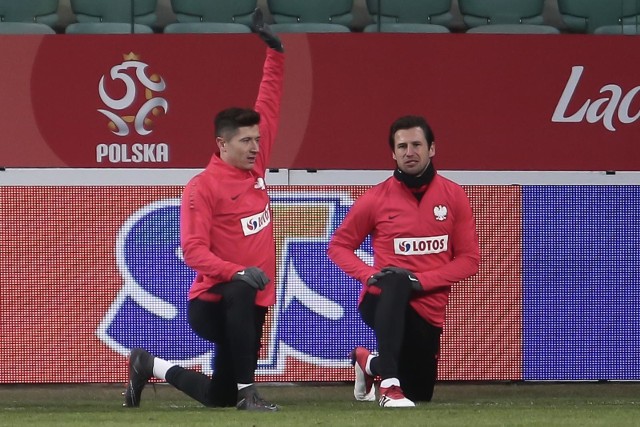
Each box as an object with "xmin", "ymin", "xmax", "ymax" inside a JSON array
[
  {"xmin": 241, "ymin": 204, "xmax": 271, "ymax": 236},
  {"xmin": 394, "ymin": 235, "xmax": 449, "ymax": 255}
]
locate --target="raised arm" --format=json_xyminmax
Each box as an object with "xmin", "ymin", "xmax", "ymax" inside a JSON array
[{"xmin": 250, "ymin": 8, "xmax": 285, "ymax": 172}]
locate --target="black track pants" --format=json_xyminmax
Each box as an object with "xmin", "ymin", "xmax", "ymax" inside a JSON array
[
  {"xmin": 359, "ymin": 274, "xmax": 442, "ymax": 401},
  {"xmin": 165, "ymin": 280, "xmax": 267, "ymax": 407}
]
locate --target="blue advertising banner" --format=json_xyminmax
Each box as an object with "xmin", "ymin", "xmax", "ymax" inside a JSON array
[{"xmin": 523, "ymin": 186, "xmax": 640, "ymax": 380}]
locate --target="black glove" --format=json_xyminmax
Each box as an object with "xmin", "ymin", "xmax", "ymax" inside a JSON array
[
  {"xmin": 251, "ymin": 8, "xmax": 284, "ymax": 53},
  {"xmin": 233, "ymin": 266, "xmax": 270, "ymax": 290},
  {"xmin": 380, "ymin": 266, "xmax": 423, "ymax": 291},
  {"xmin": 367, "ymin": 270, "xmax": 392, "ymax": 286}
]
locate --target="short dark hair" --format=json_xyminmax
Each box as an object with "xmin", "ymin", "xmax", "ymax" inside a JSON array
[
  {"xmin": 214, "ymin": 107, "xmax": 261, "ymax": 138},
  {"xmin": 388, "ymin": 115, "xmax": 435, "ymax": 151}
]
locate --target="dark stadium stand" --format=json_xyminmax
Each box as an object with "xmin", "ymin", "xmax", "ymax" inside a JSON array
[{"xmin": 7, "ymin": 0, "xmax": 640, "ymax": 35}]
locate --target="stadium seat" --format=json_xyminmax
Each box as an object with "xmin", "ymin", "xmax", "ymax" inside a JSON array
[
  {"xmin": 0, "ymin": 22, "xmax": 56, "ymax": 34},
  {"xmin": 363, "ymin": 23, "xmax": 450, "ymax": 33},
  {"xmin": 164, "ymin": 0, "xmax": 255, "ymax": 33},
  {"xmin": 65, "ymin": 22, "xmax": 154, "ymax": 34},
  {"xmin": 270, "ymin": 23, "xmax": 351, "ymax": 33},
  {"xmin": 0, "ymin": 0, "xmax": 58, "ymax": 32},
  {"xmin": 363, "ymin": 0, "xmax": 452, "ymax": 33},
  {"xmin": 267, "ymin": 0, "xmax": 353, "ymax": 32},
  {"xmin": 164, "ymin": 22, "xmax": 251, "ymax": 33},
  {"xmin": 458, "ymin": 0, "xmax": 559, "ymax": 33},
  {"xmin": 594, "ymin": 24, "xmax": 640, "ymax": 35},
  {"xmin": 466, "ymin": 24, "xmax": 560, "ymax": 34},
  {"xmin": 67, "ymin": 0, "xmax": 157, "ymax": 33},
  {"xmin": 557, "ymin": 0, "xmax": 640, "ymax": 34}
]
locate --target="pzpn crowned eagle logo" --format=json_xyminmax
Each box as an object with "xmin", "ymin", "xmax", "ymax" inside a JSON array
[{"xmin": 434, "ymin": 205, "xmax": 447, "ymax": 221}]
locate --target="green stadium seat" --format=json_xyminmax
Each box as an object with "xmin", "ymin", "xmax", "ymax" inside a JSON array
[
  {"xmin": 0, "ymin": 22, "xmax": 56, "ymax": 34},
  {"xmin": 270, "ymin": 23, "xmax": 351, "ymax": 33},
  {"xmin": 0, "ymin": 0, "xmax": 58, "ymax": 31},
  {"xmin": 459, "ymin": 0, "xmax": 558, "ymax": 33},
  {"xmin": 594, "ymin": 24, "xmax": 640, "ymax": 35},
  {"xmin": 267, "ymin": 0, "xmax": 353, "ymax": 32},
  {"xmin": 164, "ymin": 22, "xmax": 251, "ymax": 34},
  {"xmin": 466, "ymin": 24, "xmax": 560, "ymax": 34},
  {"xmin": 363, "ymin": 0, "xmax": 451, "ymax": 33},
  {"xmin": 164, "ymin": 0, "xmax": 255, "ymax": 33},
  {"xmin": 65, "ymin": 22, "xmax": 154, "ymax": 34},
  {"xmin": 363, "ymin": 23, "xmax": 450, "ymax": 33},
  {"xmin": 558, "ymin": 0, "xmax": 640, "ymax": 34},
  {"xmin": 68, "ymin": 0, "xmax": 157, "ymax": 30}
]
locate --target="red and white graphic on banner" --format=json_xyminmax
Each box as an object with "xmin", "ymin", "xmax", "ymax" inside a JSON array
[
  {"xmin": 0, "ymin": 185, "xmax": 519, "ymax": 383},
  {"xmin": 1, "ymin": 34, "xmax": 637, "ymax": 170}
]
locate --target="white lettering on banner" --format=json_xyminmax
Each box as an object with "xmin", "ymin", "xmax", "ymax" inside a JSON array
[
  {"xmin": 96, "ymin": 143, "xmax": 169, "ymax": 163},
  {"xmin": 241, "ymin": 204, "xmax": 271, "ymax": 236},
  {"xmin": 394, "ymin": 235, "xmax": 448, "ymax": 255},
  {"xmin": 552, "ymin": 65, "xmax": 640, "ymax": 132}
]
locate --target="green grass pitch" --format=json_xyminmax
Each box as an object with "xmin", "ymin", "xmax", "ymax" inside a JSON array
[{"xmin": 1, "ymin": 382, "xmax": 640, "ymax": 426}]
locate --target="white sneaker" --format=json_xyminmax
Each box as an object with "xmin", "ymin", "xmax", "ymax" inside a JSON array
[
  {"xmin": 350, "ymin": 347, "xmax": 376, "ymax": 401},
  {"xmin": 379, "ymin": 385, "xmax": 415, "ymax": 408}
]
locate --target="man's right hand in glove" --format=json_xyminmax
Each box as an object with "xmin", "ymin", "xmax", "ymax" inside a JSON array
[
  {"xmin": 381, "ymin": 267, "xmax": 422, "ymax": 291},
  {"xmin": 233, "ymin": 266, "xmax": 270, "ymax": 290},
  {"xmin": 367, "ymin": 266, "xmax": 422, "ymax": 291},
  {"xmin": 367, "ymin": 270, "xmax": 391, "ymax": 287},
  {"xmin": 251, "ymin": 8, "xmax": 284, "ymax": 53}
]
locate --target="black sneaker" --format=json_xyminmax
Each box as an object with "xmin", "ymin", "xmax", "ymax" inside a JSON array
[
  {"xmin": 236, "ymin": 385, "xmax": 278, "ymax": 411},
  {"xmin": 123, "ymin": 348, "xmax": 154, "ymax": 407}
]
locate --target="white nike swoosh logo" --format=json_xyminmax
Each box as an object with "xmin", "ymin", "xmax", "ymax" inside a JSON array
[{"xmin": 238, "ymin": 271, "xmax": 246, "ymax": 275}]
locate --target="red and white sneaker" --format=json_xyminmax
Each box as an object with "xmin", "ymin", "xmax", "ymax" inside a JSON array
[
  {"xmin": 379, "ymin": 385, "xmax": 415, "ymax": 408},
  {"xmin": 350, "ymin": 347, "xmax": 376, "ymax": 401}
]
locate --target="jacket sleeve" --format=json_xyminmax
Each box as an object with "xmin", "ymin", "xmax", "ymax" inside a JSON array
[
  {"xmin": 255, "ymin": 48, "xmax": 285, "ymax": 173},
  {"xmin": 416, "ymin": 186, "xmax": 480, "ymax": 289},
  {"xmin": 180, "ymin": 178, "xmax": 244, "ymax": 282},
  {"xmin": 327, "ymin": 193, "xmax": 379, "ymax": 285}
]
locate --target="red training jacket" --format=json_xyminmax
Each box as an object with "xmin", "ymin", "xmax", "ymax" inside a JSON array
[
  {"xmin": 181, "ymin": 48, "xmax": 284, "ymax": 307},
  {"xmin": 327, "ymin": 172, "xmax": 480, "ymax": 327}
]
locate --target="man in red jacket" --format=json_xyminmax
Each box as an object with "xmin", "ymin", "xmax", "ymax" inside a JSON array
[
  {"xmin": 123, "ymin": 9, "xmax": 284, "ymax": 412},
  {"xmin": 328, "ymin": 115, "xmax": 480, "ymax": 408}
]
